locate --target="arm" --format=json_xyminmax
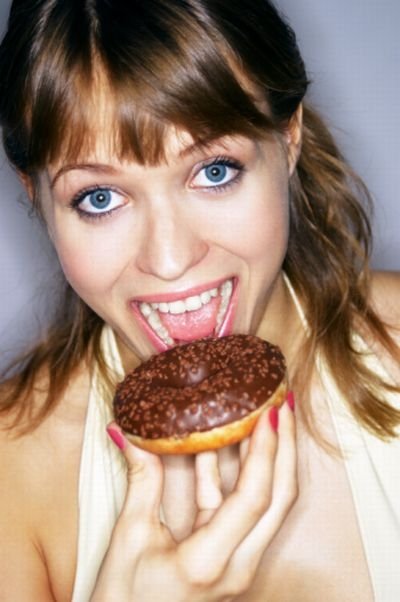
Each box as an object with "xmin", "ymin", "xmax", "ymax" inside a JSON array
[
  {"xmin": 0, "ymin": 393, "xmax": 79, "ymax": 602},
  {"xmin": 368, "ymin": 270, "xmax": 400, "ymax": 381},
  {"xmin": 0, "ymin": 436, "xmax": 56, "ymax": 601},
  {"xmin": 371, "ymin": 270, "xmax": 400, "ymax": 332},
  {"xmin": 0, "ymin": 522, "xmax": 56, "ymax": 601}
]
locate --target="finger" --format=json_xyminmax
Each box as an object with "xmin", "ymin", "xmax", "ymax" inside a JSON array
[
  {"xmin": 194, "ymin": 450, "xmax": 223, "ymax": 528},
  {"xmin": 239, "ymin": 435, "xmax": 250, "ymax": 466},
  {"xmin": 179, "ymin": 408, "xmax": 278, "ymax": 578},
  {"xmin": 107, "ymin": 423, "xmax": 164, "ymax": 524},
  {"xmin": 227, "ymin": 398, "xmax": 297, "ymax": 575}
]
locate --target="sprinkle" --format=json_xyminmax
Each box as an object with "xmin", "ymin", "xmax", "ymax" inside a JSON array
[{"xmin": 113, "ymin": 335, "xmax": 285, "ymax": 438}]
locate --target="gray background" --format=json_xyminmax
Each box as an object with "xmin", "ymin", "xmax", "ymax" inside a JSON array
[{"xmin": 1, "ymin": 0, "xmax": 399, "ymax": 368}]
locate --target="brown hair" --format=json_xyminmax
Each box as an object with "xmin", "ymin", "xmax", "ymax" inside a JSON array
[{"xmin": 0, "ymin": 0, "xmax": 399, "ymax": 436}]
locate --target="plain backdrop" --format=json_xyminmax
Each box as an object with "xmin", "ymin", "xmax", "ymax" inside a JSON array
[{"xmin": 0, "ymin": 0, "xmax": 399, "ymax": 369}]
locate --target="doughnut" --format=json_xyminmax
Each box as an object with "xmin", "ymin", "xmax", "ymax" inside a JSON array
[{"xmin": 113, "ymin": 334, "xmax": 287, "ymax": 454}]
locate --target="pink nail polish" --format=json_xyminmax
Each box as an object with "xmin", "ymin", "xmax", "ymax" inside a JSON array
[
  {"xmin": 286, "ymin": 391, "xmax": 295, "ymax": 412},
  {"xmin": 106, "ymin": 426, "xmax": 126, "ymax": 450},
  {"xmin": 268, "ymin": 406, "xmax": 279, "ymax": 432}
]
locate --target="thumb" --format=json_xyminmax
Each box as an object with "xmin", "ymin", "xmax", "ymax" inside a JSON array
[{"xmin": 107, "ymin": 422, "xmax": 164, "ymax": 522}]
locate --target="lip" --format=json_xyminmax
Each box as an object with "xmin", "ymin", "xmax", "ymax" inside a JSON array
[
  {"xmin": 132, "ymin": 276, "xmax": 231, "ymax": 304},
  {"xmin": 129, "ymin": 277, "xmax": 238, "ymax": 352}
]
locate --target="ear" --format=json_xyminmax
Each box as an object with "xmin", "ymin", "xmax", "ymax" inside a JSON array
[
  {"xmin": 285, "ymin": 103, "xmax": 303, "ymax": 176},
  {"xmin": 17, "ymin": 172, "xmax": 35, "ymax": 202}
]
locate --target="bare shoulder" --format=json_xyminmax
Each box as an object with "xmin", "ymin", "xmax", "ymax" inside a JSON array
[
  {"xmin": 0, "ymin": 366, "xmax": 90, "ymax": 601},
  {"xmin": 370, "ymin": 270, "xmax": 400, "ymax": 331}
]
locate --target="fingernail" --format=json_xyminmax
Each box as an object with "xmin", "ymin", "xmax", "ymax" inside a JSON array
[
  {"xmin": 106, "ymin": 426, "xmax": 126, "ymax": 450},
  {"xmin": 286, "ymin": 391, "xmax": 295, "ymax": 412},
  {"xmin": 268, "ymin": 406, "xmax": 279, "ymax": 432}
]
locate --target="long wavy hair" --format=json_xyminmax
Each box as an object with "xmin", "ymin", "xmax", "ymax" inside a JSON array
[{"xmin": 0, "ymin": 0, "xmax": 399, "ymax": 437}]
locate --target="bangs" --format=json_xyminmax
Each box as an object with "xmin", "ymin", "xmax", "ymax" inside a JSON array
[{"xmin": 16, "ymin": 0, "xmax": 275, "ymax": 170}]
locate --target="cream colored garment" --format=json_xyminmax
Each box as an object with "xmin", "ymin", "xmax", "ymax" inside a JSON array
[
  {"xmin": 318, "ymin": 347, "xmax": 400, "ymax": 601},
  {"xmin": 72, "ymin": 326, "xmax": 127, "ymax": 602},
  {"xmin": 284, "ymin": 275, "xmax": 400, "ymax": 601},
  {"xmin": 72, "ymin": 296, "xmax": 400, "ymax": 601}
]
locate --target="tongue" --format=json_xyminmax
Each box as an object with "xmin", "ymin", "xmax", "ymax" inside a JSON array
[{"xmin": 159, "ymin": 296, "xmax": 220, "ymax": 342}]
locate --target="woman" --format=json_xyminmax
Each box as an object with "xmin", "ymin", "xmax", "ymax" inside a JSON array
[{"xmin": 0, "ymin": 1, "xmax": 399, "ymax": 600}]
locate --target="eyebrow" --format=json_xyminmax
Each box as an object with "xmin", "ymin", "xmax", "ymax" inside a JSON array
[
  {"xmin": 50, "ymin": 163, "xmax": 121, "ymax": 189},
  {"xmin": 49, "ymin": 137, "xmax": 237, "ymax": 188},
  {"xmin": 178, "ymin": 137, "xmax": 232, "ymax": 159}
]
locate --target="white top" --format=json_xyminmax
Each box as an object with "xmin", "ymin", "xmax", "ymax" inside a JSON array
[
  {"xmin": 317, "ymin": 345, "xmax": 400, "ymax": 601},
  {"xmin": 72, "ymin": 326, "xmax": 126, "ymax": 602},
  {"xmin": 71, "ymin": 303, "xmax": 400, "ymax": 601}
]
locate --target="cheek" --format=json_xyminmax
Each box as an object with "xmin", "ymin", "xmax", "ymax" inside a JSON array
[
  {"xmin": 210, "ymin": 177, "xmax": 289, "ymax": 264},
  {"xmin": 52, "ymin": 225, "xmax": 130, "ymax": 296},
  {"xmin": 234, "ymin": 202, "xmax": 288, "ymax": 262}
]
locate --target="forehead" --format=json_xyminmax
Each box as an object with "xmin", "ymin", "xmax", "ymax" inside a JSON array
[{"xmin": 48, "ymin": 106, "xmax": 257, "ymax": 172}]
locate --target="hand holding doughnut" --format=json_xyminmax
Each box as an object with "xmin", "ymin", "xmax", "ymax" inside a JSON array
[{"xmin": 91, "ymin": 397, "xmax": 297, "ymax": 601}]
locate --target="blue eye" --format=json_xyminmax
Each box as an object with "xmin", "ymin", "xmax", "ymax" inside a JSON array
[
  {"xmin": 191, "ymin": 157, "xmax": 244, "ymax": 190},
  {"xmin": 72, "ymin": 187, "xmax": 126, "ymax": 218},
  {"xmin": 89, "ymin": 189, "xmax": 112, "ymax": 209},
  {"xmin": 204, "ymin": 164, "xmax": 227, "ymax": 183}
]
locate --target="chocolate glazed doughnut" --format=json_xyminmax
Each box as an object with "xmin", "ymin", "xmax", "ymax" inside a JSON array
[{"xmin": 113, "ymin": 335, "xmax": 287, "ymax": 454}]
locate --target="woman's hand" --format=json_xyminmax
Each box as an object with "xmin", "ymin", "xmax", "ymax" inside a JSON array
[{"xmin": 90, "ymin": 396, "xmax": 297, "ymax": 602}]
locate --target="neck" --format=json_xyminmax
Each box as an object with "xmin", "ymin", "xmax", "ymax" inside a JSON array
[{"xmin": 256, "ymin": 272, "xmax": 306, "ymax": 380}]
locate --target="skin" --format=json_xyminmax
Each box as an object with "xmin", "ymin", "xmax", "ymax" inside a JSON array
[
  {"xmin": 1, "ymin": 107, "xmax": 400, "ymax": 600},
  {"xmin": 39, "ymin": 127, "xmax": 300, "ymax": 365}
]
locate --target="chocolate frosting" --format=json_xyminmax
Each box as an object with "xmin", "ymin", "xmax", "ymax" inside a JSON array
[{"xmin": 113, "ymin": 334, "xmax": 286, "ymax": 439}]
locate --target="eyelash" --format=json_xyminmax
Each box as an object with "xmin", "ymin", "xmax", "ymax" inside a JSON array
[
  {"xmin": 194, "ymin": 156, "xmax": 245, "ymax": 193},
  {"xmin": 68, "ymin": 156, "xmax": 246, "ymax": 221},
  {"xmin": 69, "ymin": 185, "xmax": 122, "ymax": 221}
]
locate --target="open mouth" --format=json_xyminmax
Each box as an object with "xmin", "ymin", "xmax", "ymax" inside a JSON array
[{"xmin": 131, "ymin": 278, "xmax": 236, "ymax": 351}]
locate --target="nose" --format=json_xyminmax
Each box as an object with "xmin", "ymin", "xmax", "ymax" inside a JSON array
[{"xmin": 135, "ymin": 201, "xmax": 209, "ymax": 281}]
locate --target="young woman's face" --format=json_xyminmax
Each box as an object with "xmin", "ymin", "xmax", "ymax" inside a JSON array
[{"xmin": 39, "ymin": 128, "xmax": 298, "ymax": 361}]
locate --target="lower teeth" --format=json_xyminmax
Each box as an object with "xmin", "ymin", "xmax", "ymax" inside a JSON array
[
  {"xmin": 143, "ymin": 280, "xmax": 233, "ymax": 346},
  {"xmin": 215, "ymin": 298, "xmax": 229, "ymax": 330},
  {"xmin": 147, "ymin": 312, "xmax": 174, "ymax": 345}
]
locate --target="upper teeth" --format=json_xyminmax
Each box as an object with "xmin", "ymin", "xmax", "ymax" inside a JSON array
[
  {"xmin": 138, "ymin": 279, "xmax": 233, "ymax": 345},
  {"xmin": 140, "ymin": 286, "xmax": 219, "ymax": 317}
]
